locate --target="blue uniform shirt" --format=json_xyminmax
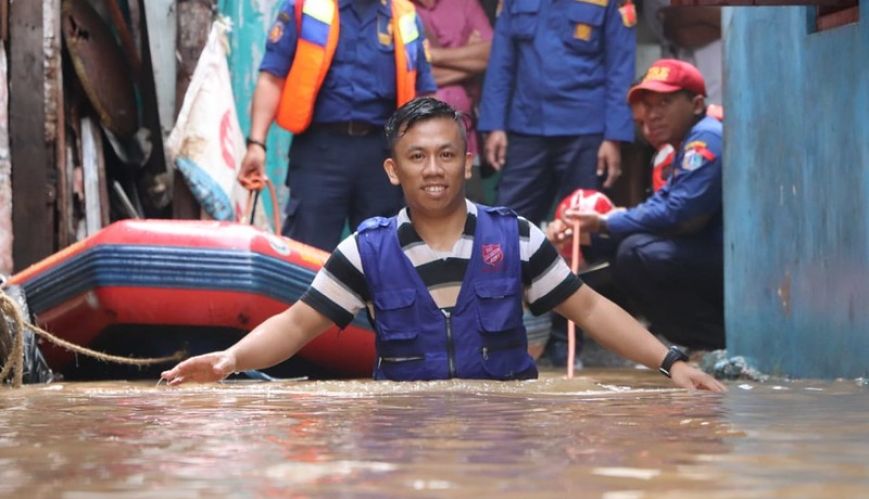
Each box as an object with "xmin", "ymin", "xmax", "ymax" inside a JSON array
[
  {"xmin": 478, "ymin": 0, "xmax": 635, "ymax": 140},
  {"xmin": 260, "ymin": 0, "xmax": 437, "ymax": 126},
  {"xmin": 606, "ymin": 115, "xmax": 723, "ymax": 241}
]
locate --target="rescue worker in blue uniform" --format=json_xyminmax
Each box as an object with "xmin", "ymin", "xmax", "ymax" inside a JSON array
[
  {"xmin": 162, "ymin": 97, "xmax": 725, "ymax": 392},
  {"xmin": 567, "ymin": 60, "xmax": 725, "ymax": 350},
  {"xmin": 478, "ymin": 0, "xmax": 637, "ymax": 225},
  {"xmin": 241, "ymin": 0, "xmax": 437, "ymax": 251}
]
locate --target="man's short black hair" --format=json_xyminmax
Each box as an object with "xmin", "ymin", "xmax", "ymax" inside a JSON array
[{"xmin": 385, "ymin": 97, "xmax": 468, "ymax": 154}]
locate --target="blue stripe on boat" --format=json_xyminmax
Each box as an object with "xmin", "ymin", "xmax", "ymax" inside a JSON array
[{"xmin": 21, "ymin": 245, "xmax": 370, "ymax": 328}]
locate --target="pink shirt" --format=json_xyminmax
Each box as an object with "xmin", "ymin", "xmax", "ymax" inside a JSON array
[{"xmin": 414, "ymin": 0, "xmax": 493, "ymax": 154}]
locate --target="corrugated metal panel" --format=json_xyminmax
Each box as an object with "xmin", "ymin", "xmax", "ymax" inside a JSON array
[{"xmin": 723, "ymin": 6, "xmax": 869, "ymax": 378}]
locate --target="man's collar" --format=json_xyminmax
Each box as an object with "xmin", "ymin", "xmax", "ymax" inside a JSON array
[{"xmin": 399, "ymin": 199, "xmax": 475, "ymax": 225}]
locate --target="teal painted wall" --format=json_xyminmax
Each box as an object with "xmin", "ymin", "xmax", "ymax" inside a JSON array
[
  {"xmin": 218, "ymin": 0, "xmax": 291, "ymax": 224},
  {"xmin": 724, "ymin": 6, "xmax": 869, "ymax": 378}
]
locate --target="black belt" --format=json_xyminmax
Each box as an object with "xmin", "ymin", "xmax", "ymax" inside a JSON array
[{"xmin": 312, "ymin": 121, "xmax": 378, "ymax": 137}]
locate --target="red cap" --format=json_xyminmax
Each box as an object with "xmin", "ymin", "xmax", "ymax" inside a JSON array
[{"xmin": 627, "ymin": 59, "xmax": 707, "ymax": 104}]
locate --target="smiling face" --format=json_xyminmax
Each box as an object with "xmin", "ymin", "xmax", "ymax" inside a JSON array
[
  {"xmin": 637, "ymin": 90, "xmax": 705, "ymax": 147},
  {"xmin": 383, "ymin": 117, "xmax": 473, "ymax": 219}
]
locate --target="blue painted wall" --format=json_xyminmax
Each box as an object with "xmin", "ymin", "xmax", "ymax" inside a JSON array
[
  {"xmin": 218, "ymin": 0, "xmax": 291, "ymax": 224},
  {"xmin": 724, "ymin": 6, "xmax": 869, "ymax": 378}
]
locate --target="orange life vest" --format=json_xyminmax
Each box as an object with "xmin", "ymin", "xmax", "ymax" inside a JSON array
[{"xmin": 275, "ymin": 0, "xmax": 420, "ymax": 133}]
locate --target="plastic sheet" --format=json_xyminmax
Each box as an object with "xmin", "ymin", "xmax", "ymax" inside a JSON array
[{"xmin": 166, "ymin": 18, "xmax": 267, "ymax": 228}]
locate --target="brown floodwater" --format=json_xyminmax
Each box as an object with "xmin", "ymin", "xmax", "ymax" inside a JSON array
[{"xmin": 0, "ymin": 369, "xmax": 867, "ymax": 498}]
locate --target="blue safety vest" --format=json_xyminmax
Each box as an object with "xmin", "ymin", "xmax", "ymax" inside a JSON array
[{"xmin": 357, "ymin": 205, "xmax": 538, "ymax": 381}]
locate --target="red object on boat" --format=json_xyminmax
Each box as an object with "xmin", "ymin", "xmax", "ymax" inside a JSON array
[{"xmin": 8, "ymin": 220, "xmax": 375, "ymax": 377}]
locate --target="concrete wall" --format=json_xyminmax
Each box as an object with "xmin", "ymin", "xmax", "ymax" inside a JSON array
[{"xmin": 724, "ymin": 6, "xmax": 868, "ymax": 378}]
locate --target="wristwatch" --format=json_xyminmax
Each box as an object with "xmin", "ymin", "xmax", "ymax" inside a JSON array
[
  {"xmin": 658, "ymin": 346, "xmax": 689, "ymax": 378},
  {"xmin": 598, "ymin": 216, "xmax": 608, "ymax": 234}
]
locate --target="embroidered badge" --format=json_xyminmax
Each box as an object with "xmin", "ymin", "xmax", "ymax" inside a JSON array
[
  {"xmin": 644, "ymin": 66, "xmax": 670, "ymax": 83},
  {"xmin": 682, "ymin": 150, "xmax": 706, "ymax": 171},
  {"xmin": 268, "ymin": 21, "xmax": 284, "ymax": 44},
  {"xmin": 377, "ymin": 16, "xmax": 394, "ymax": 48},
  {"xmin": 619, "ymin": 0, "xmax": 637, "ymax": 28},
  {"xmin": 482, "ymin": 243, "xmax": 504, "ymax": 268},
  {"xmin": 423, "ymin": 38, "xmax": 432, "ymax": 63},
  {"xmin": 574, "ymin": 23, "xmax": 593, "ymax": 41}
]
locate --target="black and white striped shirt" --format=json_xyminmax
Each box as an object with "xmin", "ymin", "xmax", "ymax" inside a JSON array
[{"xmin": 300, "ymin": 200, "xmax": 582, "ymax": 327}]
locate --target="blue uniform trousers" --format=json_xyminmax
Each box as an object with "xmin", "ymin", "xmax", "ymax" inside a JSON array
[
  {"xmin": 282, "ymin": 127, "xmax": 403, "ymax": 251},
  {"xmin": 496, "ymin": 133, "xmax": 603, "ymax": 225},
  {"xmin": 611, "ymin": 233, "xmax": 725, "ymax": 350}
]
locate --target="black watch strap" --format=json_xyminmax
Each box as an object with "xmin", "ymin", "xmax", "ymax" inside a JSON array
[
  {"xmin": 658, "ymin": 346, "xmax": 689, "ymax": 378},
  {"xmin": 246, "ymin": 137, "xmax": 267, "ymax": 152}
]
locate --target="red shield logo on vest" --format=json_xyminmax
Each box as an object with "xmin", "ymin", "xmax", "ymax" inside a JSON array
[{"xmin": 482, "ymin": 243, "xmax": 504, "ymax": 268}]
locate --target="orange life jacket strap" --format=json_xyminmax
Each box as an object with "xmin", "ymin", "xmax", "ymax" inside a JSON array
[
  {"xmin": 275, "ymin": 0, "xmax": 420, "ymax": 133},
  {"xmin": 391, "ymin": 0, "xmax": 419, "ymax": 107},
  {"xmin": 275, "ymin": 0, "xmax": 340, "ymax": 133}
]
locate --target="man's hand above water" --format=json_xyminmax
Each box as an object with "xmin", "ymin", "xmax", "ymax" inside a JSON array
[
  {"xmin": 669, "ymin": 362, "xmax": 728, "ymax": 392},
  {"xmin": 161, "ymin": 351, "xmax": 237, "ymax": 386}
]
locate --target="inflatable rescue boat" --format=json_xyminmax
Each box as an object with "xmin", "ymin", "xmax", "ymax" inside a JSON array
[{"xmin": 8, "ymin": 220, "xmax": 376, "ymax": 378}]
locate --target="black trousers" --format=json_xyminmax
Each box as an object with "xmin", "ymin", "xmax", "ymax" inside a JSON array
[{"xmin": 611, "ymin": 232, "xmax": 725, "ymax": 350}]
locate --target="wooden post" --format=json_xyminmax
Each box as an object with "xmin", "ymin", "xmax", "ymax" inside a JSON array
[
  {"xmin": 80, "ymin": 117, "xmax": 108, "ymax": 236},
  {"xmin": 9, "ymin": 0, "xmax": 64, "ymax": 271},
  {"xmin": 0, "ymin": 45, "xmax": 11, "ymax": 275},
  {"xmin": 0, "ymin": 0, "xmax": 8, "ymax": 42}
]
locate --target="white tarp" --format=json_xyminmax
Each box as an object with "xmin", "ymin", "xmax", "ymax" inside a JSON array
[{"xmin": 166, "ymin": 18, "xmax": 266, "ymax": 227}]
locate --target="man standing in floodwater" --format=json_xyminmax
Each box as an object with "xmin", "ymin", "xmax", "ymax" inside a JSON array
[{"xmin": 162, "ymin": 98, "xmax": 725, "ymax": 392}]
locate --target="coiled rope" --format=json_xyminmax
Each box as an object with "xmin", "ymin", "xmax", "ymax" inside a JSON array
[{"xmin": 0, "ymin": 292, "xmax": 185, "ymax": 388}]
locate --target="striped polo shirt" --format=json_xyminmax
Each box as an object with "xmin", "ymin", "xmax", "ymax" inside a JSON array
[{"xmin": 300, "ymin": 200, "xmax": 583, "ymax": 328}]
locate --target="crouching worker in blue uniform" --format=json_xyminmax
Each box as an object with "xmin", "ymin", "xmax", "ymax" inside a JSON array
[
  {"xmin": 161, "ymin": 98, "xmax": 724, "ymax": 391},
  {"xmin": 562, "ymin": 60, "xmax": 725, "ymax": 352}
]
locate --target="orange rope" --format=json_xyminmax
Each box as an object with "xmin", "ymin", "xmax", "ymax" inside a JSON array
[{"xmin": 242, "ymin": 176, "xmax": 281, "ymax": 235}]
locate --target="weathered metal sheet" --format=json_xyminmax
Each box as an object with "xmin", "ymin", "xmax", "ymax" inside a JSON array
[
  {"xmin": 723, "ymin": 7, "xmax": 869, "ymax": 378},
  {"xmin": 61, "ymin": 0, "xmax": 137, "ymax": 138},
  {"xmin": 142, "ymin": 0, "xmax": 177, "ymax": 138}
]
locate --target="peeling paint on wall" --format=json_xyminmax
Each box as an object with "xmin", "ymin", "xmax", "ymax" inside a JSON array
[{"xmin": 724, "ymin": 6, "xmax": 869, "ymax": 379}]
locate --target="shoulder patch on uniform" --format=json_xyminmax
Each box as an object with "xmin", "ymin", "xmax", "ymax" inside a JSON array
[
  {"xmin": 619, "ymin": 0, "xmax": 637, "ymax": 27},
  {"xmin": 268, "ymin": 21, "xmax": 285, "ymax": 43},
  {"xmin": 684, "ymin": 140, "xmax": 707, "ymax": 151},
  {"xmin": 681, "ymin": 149, "xmax": 713, "ymax": 172}
]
